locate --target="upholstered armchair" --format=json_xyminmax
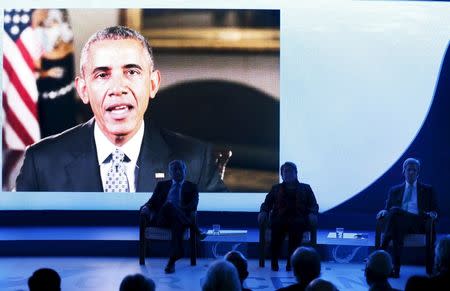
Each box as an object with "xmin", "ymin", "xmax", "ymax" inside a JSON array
[{"xmin": 258, "ymin": 211, "xmax": 318, "ymax": 267}]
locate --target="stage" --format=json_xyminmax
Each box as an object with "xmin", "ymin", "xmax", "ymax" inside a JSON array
[
  {"xmin": 0, "ymin": 210, "xmax": 447, "ymax": 290},
  {"xmin": 0, "ymin": 257, "xmax": 425, "ymax": 291},
  {"xmin": 0, "ymin": 225, "xmax": 437, "ymax": 290}
]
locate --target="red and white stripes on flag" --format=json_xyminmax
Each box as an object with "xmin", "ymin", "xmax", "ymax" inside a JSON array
[{"xmin": 3, "ymin": 9, "xmax": 42, "ymax": 150}]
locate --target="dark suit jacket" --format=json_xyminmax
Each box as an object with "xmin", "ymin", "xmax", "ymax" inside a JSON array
[
  {"xmin": 260, "ymin": 181, "xmax": 319, "ymax": 218},
  {"xmin": 384, "ymin": 182, "xmax": 439, "ymax": 216},
  {"xmin": 16, "ymin": 118, "xmax": 226, "ymax": 192},
  {"xmin": 143, "ymin": 180, "xmax": 198, "ymax": 216}
]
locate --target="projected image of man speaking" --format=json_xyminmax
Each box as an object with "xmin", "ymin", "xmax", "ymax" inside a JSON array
[{"xmin": 15, "ymin": 26, "xmax": 227, "ymax": 192}]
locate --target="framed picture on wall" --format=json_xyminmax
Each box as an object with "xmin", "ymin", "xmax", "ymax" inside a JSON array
[{"xmin": 120, "ymin": 9, "xmax": 280, "ymax": 52}]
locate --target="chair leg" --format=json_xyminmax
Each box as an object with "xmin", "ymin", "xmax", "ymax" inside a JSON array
[
  {"xmin": 375, "ymin": 219, "xmax": 383, "ymax": 249},
  {"xmin": 311, "ymin": 229, "xmax": 317, "ymax": 246},
  {"xmin": 139, "ymin": 237, "xmax": 146, "ymax": 265},
  {"xmin": 425, "ymin": 220, "xmax": 435, "ymax": 275},
  {"xmin": 259, "ymin": 227, "xmax": 265, "ymax": 267},
  {"xmin": 190, "ymin": 228, "xmax": 197, "ymax": 266}
]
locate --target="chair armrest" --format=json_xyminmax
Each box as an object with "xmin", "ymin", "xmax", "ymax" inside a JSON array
[{"xmin": 425, "ymin": 215, "xmax": 437, "ymax": 239}]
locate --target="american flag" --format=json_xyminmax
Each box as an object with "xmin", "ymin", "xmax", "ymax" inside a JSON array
[
  {"xmin": 3, "ymin": 9, "xmax": 43, "ymax": 190},
  {"xmin": 3, "ymin": 9, "xmax": 41, "ymax": 150}
]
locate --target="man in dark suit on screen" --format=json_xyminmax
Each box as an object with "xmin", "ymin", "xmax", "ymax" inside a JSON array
[
  {"xmin": 140, "ymin": 160, "xmax": 205, "ymax": 273},
  {"xmin": 377, "ymin": 157, "xmax": 438, "ymax": 278},
  {"xmin": 15, "ymin": 26, "xmax": 226, "ymax": 193}
]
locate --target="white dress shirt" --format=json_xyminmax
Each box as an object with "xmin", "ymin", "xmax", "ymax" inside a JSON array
[
  {"xmin": 94, "ymin": 121, "xmax": 145, "ymax": 193},
  {"xmin": 402, "ymin": 180, "xmax": 418, "ymax": 215}
]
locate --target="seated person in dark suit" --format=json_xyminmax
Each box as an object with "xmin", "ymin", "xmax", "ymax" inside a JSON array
[
  {"xmin": 225, "ymin": 250, "xmax": 251, "ymax": 291},
  {"xmin": 140, "ymin": 160, "xmax": 205, "ymax": 274},
  {"xmin": 376, "ymin": 158, "xmax": 439, "ymax": 278},
  {"xmin": 430, "ymin": 235, "xmax": 450, "ymax": 290},
  {"xmin": 277, "ymin": 246, "xmax": 321, "ymax": 291},
  {"xmin": 365, "ymin": 250, "xmax": 400, "ymax": 291},
  {"xmin": 259, "ymin": 162, "xmax": 319, "ymax": 271}
]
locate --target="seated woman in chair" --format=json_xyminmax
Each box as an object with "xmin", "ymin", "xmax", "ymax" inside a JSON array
[{"xmin": 258, "ymin": 162, "xmax": 319, "ymax": 271}]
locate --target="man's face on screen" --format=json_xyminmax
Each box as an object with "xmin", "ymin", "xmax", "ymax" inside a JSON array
[
  {"xmin": 76, "ymin": 38, "xmax": 161, "ymax": 145},
  {"xmin": 404, "ymin": 163, "xmax": 419, "ymax": 184}
]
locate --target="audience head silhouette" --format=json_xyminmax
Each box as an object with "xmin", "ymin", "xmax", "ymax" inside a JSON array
[
  {"xmin": 306, "ymin": 278, "xmax": 338, "ymax": 291},
  {"xmin": 435, "ymin": 235, "xmax": 450, "ymax": 274},
  {"xmin": 404, "ymin": 275, "xmax": 431, "ymax": 291},
  {"xmin": 202, "ymin": 260, "xmax": 242, "ymax": 291},
  {"xmin": 291, "ymin": 246, "xmax": 321, "ymax": 285},
  {"xmin": 169, "ymin": 160, "xmax": 187, "ymax": 182},
  {"xmin": 28, "ymin": 268, "xmax": 61, "ymax": 291},
  {"xmin": 365, "ymin": 250, "xmax": 392, "ymax": 285},
  {"xmin": 119, "ymin": 274, "xmax": 155, "ymax": 291},
  {"xmin": 224, "ymin": 251, "xmax": 249, "ymax": 286}
]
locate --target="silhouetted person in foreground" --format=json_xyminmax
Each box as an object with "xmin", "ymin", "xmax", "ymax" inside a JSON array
[
  {"xmin": 364, "ymin": 250, "xmax": 399, "ymax": 291},
  {"xmin": 404, "ymin": 275, "xmax": 431, "ymax": 291},
  {"xmin": 430, "ymin": 235, "xmax": 450, "ymax": 290},
  {"xmin": 28, "ymin": 268, "xmax": 61, "ymax": 291},
  {"xmin": 140, "ymin": 160, "xmax": 206, "ymax": 273},
  {"xmin": 202, "ymin": 260, "xmax": 242, "ymax": 291},
  {"xmin": 225, "ymin": 250, "xmax": 251, "ymax": 291},
  {"xmin": 277, "ymin": 246, "xmax": 321, "ymax": 291},
  {"xmin": 119, "ymin": 274, "xmax": 155, "ymax": 291},
  {"xmin": 305, "ymin": 278, "xmax": 338, "ymax": 291}
]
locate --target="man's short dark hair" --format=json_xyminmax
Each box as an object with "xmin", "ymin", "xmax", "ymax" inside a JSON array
[
  {"xmin": 119, "ymin": 274, "xmax": 155, "ymax": 291},
  {"xmin": 224, "ymin": 250, "xmax": 249, "ymax": 283},
  {"xmin": 291, "ymin": 246, "xmax": 321, "ymax": 284},
  {"xmin": 281, "ymin": 161, "xmax": 297, "ymax": 174},
  {"xmin": 28, "ymin": 268, "xmax": 61, "ymax": 291},
  {"xmin": 80, "ymin": 25, "xmax": 155, "ymax": 76}
]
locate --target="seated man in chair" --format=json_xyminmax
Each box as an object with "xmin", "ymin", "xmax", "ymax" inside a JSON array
[
  {"xmin": 140, "ymin": 160, "xmax": 205, "ymax": 273},
  {"xmin": 376, "ymin": 157, "xmax": 438, "ymax": 278},
  {"xmin": 259, "ymin": 162, "xmax": 319, "ymax": 271}
]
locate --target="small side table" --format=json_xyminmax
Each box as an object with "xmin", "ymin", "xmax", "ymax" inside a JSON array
[{"xmin": 203, "ymin": 229, "xmax": 248, "ymax": 258}]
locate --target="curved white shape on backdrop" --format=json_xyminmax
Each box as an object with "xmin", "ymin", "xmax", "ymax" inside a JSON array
[{"xmin": 281, "ymin": 1, "xmax": 450, "ymax": 212}]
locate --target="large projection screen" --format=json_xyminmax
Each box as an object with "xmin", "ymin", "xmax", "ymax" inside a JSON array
[{"xmin": 2, "ymin": 1, "xmax": 450, "ymax": 212}]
